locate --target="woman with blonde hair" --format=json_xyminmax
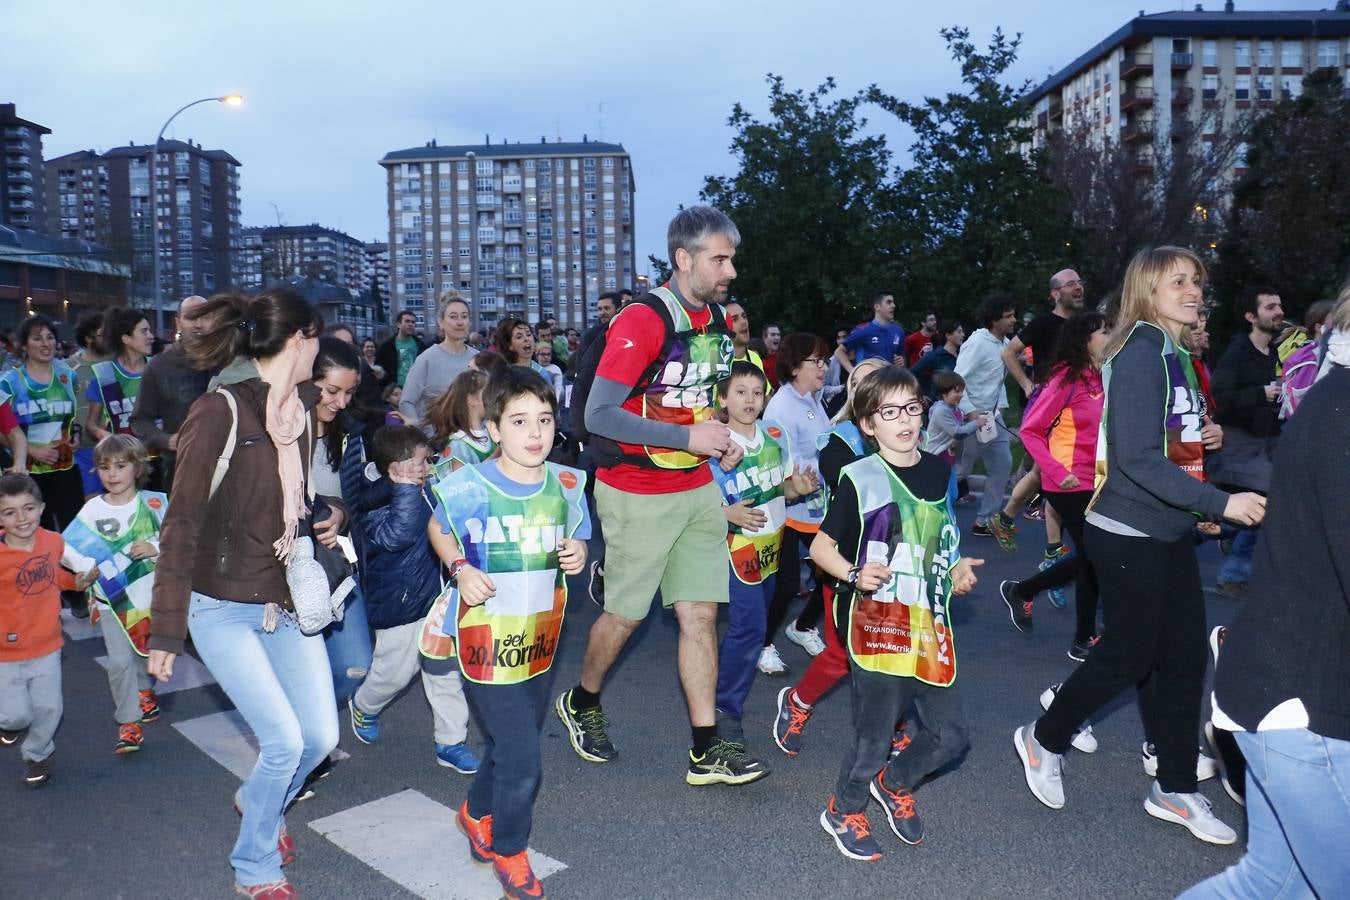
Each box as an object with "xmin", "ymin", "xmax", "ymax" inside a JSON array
[
  {"xmin": 399, "ymin": 291, "xmax": 474, "ymax": 429},
  {"xmin": 1015, "ymin": 246, "xmax": 1266, "ymax": 845}
]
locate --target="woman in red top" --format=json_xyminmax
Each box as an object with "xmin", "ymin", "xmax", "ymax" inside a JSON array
[{"xmin": 1000, "ymin": 312, "xmax": 1109, "ymax": 661}]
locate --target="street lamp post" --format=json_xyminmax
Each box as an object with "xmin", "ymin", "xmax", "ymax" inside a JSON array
[{"xmin": 149, "ymin": 94, "xmax": 242, "ymax": 337}]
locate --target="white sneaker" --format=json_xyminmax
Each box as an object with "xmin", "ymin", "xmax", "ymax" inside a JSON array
[
  {"xmin": 1038, "ymin": 684, "xmax": 1097, "ymax": 753},
  {"xmin": 1143, "ymin": 781, "xmax": 1237, "ymax": 845},
  {"xmin": 1014, "ymin": 722, "xmax": 1065, "ymax": 810},
  {"xmin": 783, "ymin": 623, "xmax": 826, "ymax": 656},
  {"xmin": 1141, "ymin": 742, "xmax": 1217, "ymax": 781},
  {"xmin": 757, "ymin": 644, "xmax": 788, "ymax": 675}
]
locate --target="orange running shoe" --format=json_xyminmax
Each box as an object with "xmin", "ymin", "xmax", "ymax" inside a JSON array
[
  {"xmin": 115, "ymin": 722, "xmax": 143, "ymax": 755},
  {"xmin": 493, "ymin": 850, "xmax": 544, "ymax": 899},
  {"xmin": 455, "ymin": 801, "xmax": 495, "ymax": 864},
  {"xmin": 139, "ymin": 689, "xmax": 161, "ymax": 723}
]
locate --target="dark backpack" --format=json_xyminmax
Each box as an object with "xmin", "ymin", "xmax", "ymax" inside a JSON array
[{"xmin": 568, "ymin": 291, "xmax": 726, "ymax": 464}]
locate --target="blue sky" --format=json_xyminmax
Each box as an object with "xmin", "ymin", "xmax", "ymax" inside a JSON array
[{"xmin": 2, "ymin": 0, "xmax": 1318, "ymax": 274}]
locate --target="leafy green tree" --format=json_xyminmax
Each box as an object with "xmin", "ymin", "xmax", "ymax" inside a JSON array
[
  {"xmin": 1214, "ymin": 68, "xmax": 1350, "ymax": 317},
  {"xmin": 869, "ymin": 27, "xmax": 1075, "ymax": 318},
  {"xmin": 700, "ymin": 75, "xmax": 893, "ymax": 330}
]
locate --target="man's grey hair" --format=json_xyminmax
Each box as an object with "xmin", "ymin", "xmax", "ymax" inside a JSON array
[{"xmin": 667, "ymin": 205, "xmax": 740, "ymax": 264}]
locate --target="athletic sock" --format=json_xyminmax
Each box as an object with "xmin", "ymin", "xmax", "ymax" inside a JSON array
[
  {"xmin": 692, "ymin": 725, "xmax": 717, "ymax": 756},
  {"xmin": 997, "ymin": 512, "xmax": 1015, "ymax": 528},
  {"xmin": 571, "ymin": 684, "xmax": 601, "ymax": 711},
  {"xmin": 1044, "ymin": 542, "xmax": 1064, "ymax": 557},
  {"xmin": 793, "ymin": 689, "xmax": 812, "ymax": 710}
]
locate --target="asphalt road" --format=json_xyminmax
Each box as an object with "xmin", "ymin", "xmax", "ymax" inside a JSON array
[{"xmin": 2, "ymin": 504, "xmax": 1248, "ymax": 899}]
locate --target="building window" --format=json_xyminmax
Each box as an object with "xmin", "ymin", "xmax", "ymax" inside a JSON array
[
  {"xmin": 1282, "ymin": 41, "xmax": 1302, "ymax": 69},
  {"xmin": 476, "ymin": 159, "xmax": 494, "ymax": 176},
  {"xmin": 1202, "ymin": 74, "xmax": 1218, "ymax": 100},
  {"xmin": 457, "ymin": 161, "xmax": 468, "ymax": 172},
  {"xmin": 1282, "ymin": 76, "xmax": 1301, "ymax": 100},
  {"xmin": 1257, "ymin": 75, "xmax": 1273, "ymax": 100},
  {"xmin": 1235, "ymin": 75, "xmax": 1250, "ymax": 100},
  {"xmin": 1235, "ymin": 41, "xmax": 1251, "ymax": 68},
  {"xmin": 1258, "ymin": 41, "xmax": 1273, "ymax": 68},
  {"xmin": 1317, "ymin": 39, "xmax": 1339, "ymax": 69},
  {"xmin": 1202, "ymin": 40, "xmax": 1217, "ymax": 67}
]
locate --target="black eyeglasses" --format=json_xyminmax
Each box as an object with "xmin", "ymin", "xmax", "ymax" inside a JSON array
[
  {"xmin": 875, "ymin": 402, "xmax": 925, "ymax": 421},
  {"xmin": 802, "ymin": 357, "xmax": 828, "ymax": 368}
]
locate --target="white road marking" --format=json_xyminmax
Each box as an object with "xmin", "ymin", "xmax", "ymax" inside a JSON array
[
  {"xmin": 308, "ymin": 789, "xmax": 566, "ymax": 900},
  {"xmin": 172, "ymin": 709, "xmax": 349, "ymax": 781},
  {"xmin": 93, "ymin": 651, "xmax": 216, "ymax": 694}
]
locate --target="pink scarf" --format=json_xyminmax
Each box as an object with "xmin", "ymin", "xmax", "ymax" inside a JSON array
[{"xmin": 265, "ymin": 386, "xmax": 308, "ymax": 563}]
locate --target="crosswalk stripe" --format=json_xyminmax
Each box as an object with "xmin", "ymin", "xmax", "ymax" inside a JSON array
[
  {"xmin": 60, "ymin": 608, "xmax": 100, "ymax": 641},
  {"xmin": 93, "ymin": 651, "xmax": 216, "ymax": 694},
  {"xmin": 172, "ymin": 709, "xmax": 350, "ymax": 781},
  {"xmin": 308, "ymin": 788, "xmax": 566, "ymax": 899}
]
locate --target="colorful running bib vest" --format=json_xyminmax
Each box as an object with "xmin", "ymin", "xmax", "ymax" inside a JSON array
[
  {"xmin": 420, "ymin": 462, "xmax": 587, "ymax": 684},
  {"xmin": 62, "ymin": 491, "xmax": 168, "ymax": 656},
  {"xmin": 0, "ymin": 363, "xmax": 77, "ymax": 474},
  {"xmin": 434, "ymin": 431, "xmax": 495, "ymax": 481},
  {"xmin": 710, "ymin": 421, "xmax": 792, "ymax": 584},
  {"xmin": 625, "ymin": 286, "xmax": 733, "ymax": 469},
  {"xmin": 840, "ymin": 455, "xmax": 961, "ymax": 686},
  {"xmin": 1094, "ymin": 322, "xmax": 1207, "ymax": 498},
  {"xmin": 90, "ymin": 359, "xmax": 143, "ymax": 435}
]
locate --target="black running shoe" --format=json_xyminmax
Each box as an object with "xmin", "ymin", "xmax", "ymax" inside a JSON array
[
  {"xmin": 869, "ymin": 773, "xmax": 924, "ymax": 845},
  {"xmin": 999, "ymin": 580, "xmax": 1033, "ymax": 633},
  {"xmin": 587, "ymin": 561, "xmax": 605, "ymax": 606},
  {"xmin": 686, "ymin": 737, "xmax": 768, "ymax": 786},
  {"xmin": 1204, "ymin": 722, "xmax": 1246, "ymax": 806},
  {"xmin": 555, "ymin": 689, "xmax": 617, "ymax": 762}
]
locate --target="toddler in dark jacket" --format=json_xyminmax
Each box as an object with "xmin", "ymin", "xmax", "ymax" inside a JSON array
[{"xmin": 347, "ymin": 425, "xmax": 479, "ymax": 774}]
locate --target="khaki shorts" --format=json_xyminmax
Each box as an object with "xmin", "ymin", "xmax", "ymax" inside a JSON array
[{"xmin": 595, "ymin": 479, "xmax": 729, "ymax": 620}]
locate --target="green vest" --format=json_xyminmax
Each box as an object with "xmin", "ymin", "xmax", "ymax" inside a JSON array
[
  {"xmin": 61, "ymin": 491, "xmax": 168, "ymax": 656},
  {"xmin": 420, "ymin": 462, "xmax": 587, "ymax": 684},
  {"xmin": 90, "ymin": 359, "xmax": 143, "ymax": 436},
  {"xmin": 840, "ymin": 455, "xmax": 960, "ymax": 686},
  {"xmin": 0, "ymin": 362, "xmax": 77, "ymax": 474},
  {"xmin": 709, "ymin": 421, "xmax": 791, "ymax": 584},
  {"xmin": 433, "ymin": 431, "xmax": 495, "ymax": 481}
]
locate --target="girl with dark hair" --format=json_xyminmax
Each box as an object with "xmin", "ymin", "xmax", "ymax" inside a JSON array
[
  {"xmin": 1000, "ymin": 312, "xmax": 1108, "ymax": 662},
  {"xmin": 0, "ymin": 316, "xmax": 83, "ymax": 535},
  {"xmin": 426, "ymin": 369, "xmax": 493, "ymax": 476},
  {"xmin": 148, "ymin": 288, "xmax": 339, "ymax": 898},
  {"xmin": 760, "ymin": 332, "xmax": 831, "ymax": 674},
  {"xmin": 1016, "ymin": 248, "xmax": 1266, "ymax": 846},
  {"xmin": 308, "ymin": 336, "xmax": 374, "ymax": 711}
]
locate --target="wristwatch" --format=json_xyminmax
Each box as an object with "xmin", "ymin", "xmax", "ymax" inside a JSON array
[
  {"xmin": 844, "ymin": 565, "xmax": 862, "ymax": 588},
  {"xmin": 447, "ymin": 558, "xmax": 469, "ymax": 583}
]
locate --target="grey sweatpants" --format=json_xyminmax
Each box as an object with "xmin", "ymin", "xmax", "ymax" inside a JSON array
[
  {"xmin": 0, "ymin": 649, "xmax": 63, "ymax": 762},
  {"xmin": 353, "ymin": 621, "xmax": 468, "ymax": 745},
  {"xmin": 99, "ymin": 608, "xmax": 153, "ymax": 725}
]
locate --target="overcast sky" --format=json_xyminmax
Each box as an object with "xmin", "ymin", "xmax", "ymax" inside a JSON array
[{"xmin": 3, "ymin": 0, "xmax": 1318, "ymax": 275}]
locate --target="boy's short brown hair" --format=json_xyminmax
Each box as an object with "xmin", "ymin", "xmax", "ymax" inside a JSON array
[
  {"xmin": 932, "ymin": 371, "xmax": 966, "ymax": 398},
  {"xmin": 93, "ymin": 434, "xmax": 149, "ymax": 487},
  {"xmin": 0, "ymin": 473, "xmax": 42, "ymax": 504},
  {"xmin": 852, "ymin": 366, "xmax": 922, "ymax": 450},
  {"xmin": 371, "ymin": 425, "xmax": 430, "ymax": 476}
]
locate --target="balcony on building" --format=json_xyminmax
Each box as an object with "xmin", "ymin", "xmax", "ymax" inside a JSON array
[
  {"xmin": 1171, "ymin": 52, "xmax": 1194, "ymax": 69},
  {"xmin": 1121, "ymin": 86, "xmax": 1154, "ymax": 110},
  {"xmin": 1121, "ymin": 121, "xmax": 1154, "ymax": 143},
  {"xmin": 502, "ymin": 175, "xmax": 523, "ymax": 193},
  {"xmin": 1170, "ymin": 87, "xmax": 1194, "ymax": 106},
  {"xmin": 1120, "ymin": 52, "xmax": 1153, "ymax": 80}
]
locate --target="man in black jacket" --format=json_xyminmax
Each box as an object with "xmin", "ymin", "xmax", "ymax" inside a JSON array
[
  {"xmin": 375, "ymin": 311, "xmax": 426, "ymax": 388},
  {"xmin": 1209, "ymin": 285, "xmax": 1284, "ymax": 597}
]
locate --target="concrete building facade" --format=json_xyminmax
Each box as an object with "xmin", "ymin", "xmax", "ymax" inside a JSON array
[
  {"xmin": 1, "ymin": 104, "xmax": 49, "ymax": 232},
  {"xmin": 379, "ymin": 138, "xmax": 636, "ymax": 333}
]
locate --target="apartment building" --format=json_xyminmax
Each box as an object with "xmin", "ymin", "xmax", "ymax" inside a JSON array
[
  {"xmin": 378, "ymin": 137, "xmax": 636, "ymax": 333},
  {"xmin": 361, "ymin": 241, "xmax": 390, "ymax": 328},
  {"xmin": 44, "ymin": 139, "xmax": 242, "ymax": 316},
  {"xmin": 1026, "ymin": 4, "xmax": 1350, "ymax": 177},
  {"xmin": 239, "ymin": 223, "xmax": 365, "ymax": 291},
  {"xmin": 1, "ymin": 104, "xmax": 49, "ymax": 231}
]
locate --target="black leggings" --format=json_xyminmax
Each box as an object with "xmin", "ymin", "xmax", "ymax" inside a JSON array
[
  {"xmin": 764, "ymin": 527, "xmax": 823, "ymax": 645},
  {"xmin": 1035, "ymin": 525, "xmax": 1207, "ymax": 794},
  {"xmin": 32, "ymin": 466, "xmax": 85, "ymax": 532},
  {"xmin": 1013, "ymin": 491, "xmax": 1099, "ymax": 644}
]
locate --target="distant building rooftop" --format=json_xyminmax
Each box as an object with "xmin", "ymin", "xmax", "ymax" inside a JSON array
[
  {"xmin": 101, "ymin": 139, "xmax": 241, "ymax": 166},
  {"xmin": 0, "ymin": 225, "xmax": 130, "ymax": 278},
  {"xmin": 382, "ymin": 138, "xmax": 626, "ymax": 163},
  {"xmin": 1027, "ymin": 6, "xmax": 1350, "ymax": 104}
]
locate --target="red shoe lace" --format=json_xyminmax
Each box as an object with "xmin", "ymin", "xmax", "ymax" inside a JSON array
[
  {"xmin": 1021, "ymin": 599, "xmax": 1035, "ymax": 618},
  {"xmin": 890, "ymin": 732, "xmax": 912, "ymax": 754},
  {"xmin": 876, "ymin": 776, "xmax": 917, "ymax": 819},
  {"xmin": 841, "ymin": 810, "xmax": 873, "ymax": 838},
  {"xmin": 785, "ymin": 695, "xmax": 812, "ymax": 736},
  {"xmin": 118, "ymin": 723, "xmax": 142, "ymax": 743},
  {"xmin": 139, "ymin": 690, "xmax": 158, "ymax": 713}
]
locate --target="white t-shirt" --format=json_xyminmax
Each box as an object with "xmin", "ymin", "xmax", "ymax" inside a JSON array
[{"xmin": 62, "ymin": 494, "xmax": 161, "ymax": 573}]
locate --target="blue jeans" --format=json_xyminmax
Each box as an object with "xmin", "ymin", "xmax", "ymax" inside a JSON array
[
  {"xmin": 322, "ymin": 587, "xmax": 373, "ymax": 705},
  {"xmin": 188, "ymin": 592, "xmax": 339, "ymax": 885},
  {"xmin": 1217, "ymin": 526, "xmax": 1259, "ymax": 586},
  {"xmin": 1181, "ymin": 729, "xmax": 1350, "ymax": 899},
  {"xmin": 462, "ymin": 675, "xmax": 548, "ymax": 856},
  {"xmin": 716, "ymin": 570, "xmax": 775, "ymax": 720}
]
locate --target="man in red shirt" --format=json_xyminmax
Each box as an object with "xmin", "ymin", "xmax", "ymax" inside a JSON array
[
  {"xmin": 556, "ymin": 206, "xmax": 768, "ymax": 786},
  {"xmin": 904, "ymin": 312, "xmax": 938, "ymax": 366}
]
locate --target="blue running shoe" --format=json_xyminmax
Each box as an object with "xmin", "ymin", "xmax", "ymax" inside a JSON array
[
  {"xmin": 435, "ymin": 742, "xmax": 481, "ymax": 774},
  {"xmin": 349, "ymin": 697, "xmax": 379, "ymax": 744},
  {"xmin": 1040, "ymin": 546, "xmax": 1073, "ymax": 609}
]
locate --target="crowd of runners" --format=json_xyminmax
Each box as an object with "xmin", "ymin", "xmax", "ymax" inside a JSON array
[{"xmin": 0, "ymin": 205, "xmax": 1346, "ymax": 899}]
